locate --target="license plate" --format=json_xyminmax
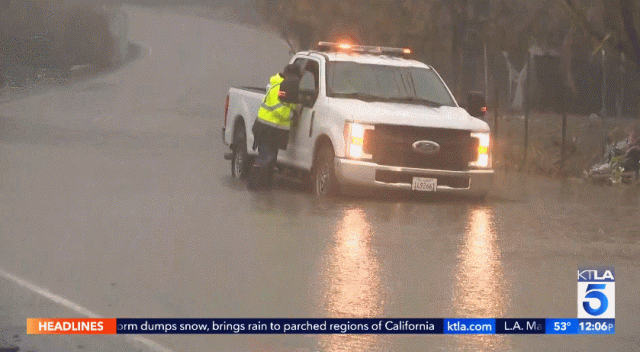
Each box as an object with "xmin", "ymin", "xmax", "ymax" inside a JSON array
[{"xmin": 411, "ymin": 177, "xmax": 437, "ymax": 192}]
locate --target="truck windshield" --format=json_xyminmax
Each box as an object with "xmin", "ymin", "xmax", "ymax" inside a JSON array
[{"xmin": 326, "ymin": 62, "xmax": 456, "ymax": 107}]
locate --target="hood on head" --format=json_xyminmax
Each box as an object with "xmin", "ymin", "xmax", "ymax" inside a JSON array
[{"xmin": 270, "ymin": 73, "xmax": 284, "ymax": 86}]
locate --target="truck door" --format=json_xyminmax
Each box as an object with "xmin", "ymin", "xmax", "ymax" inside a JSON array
[{"xmin": 280, "ymin": 58, "xmax": 320, "ymax": 169}]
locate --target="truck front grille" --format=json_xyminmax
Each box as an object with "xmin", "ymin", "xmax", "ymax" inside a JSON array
[{"xmin": 363, "ymin": 125, "xmax": 477, "ymax": 171}]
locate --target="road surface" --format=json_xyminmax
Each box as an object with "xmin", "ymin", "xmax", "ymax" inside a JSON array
[{"xmin": 1, "ymin": 6, "xmax": 639, "ymax": 352}]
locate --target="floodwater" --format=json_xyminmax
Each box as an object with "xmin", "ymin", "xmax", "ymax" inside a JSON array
[{"xmin": 0, "ymin": 6, "xmax": 639, "ymax": 352}]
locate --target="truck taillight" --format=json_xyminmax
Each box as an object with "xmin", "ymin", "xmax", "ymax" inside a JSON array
[{"xmin": 223, "ymin": 95, "xmax": 229, "ymax": 126}]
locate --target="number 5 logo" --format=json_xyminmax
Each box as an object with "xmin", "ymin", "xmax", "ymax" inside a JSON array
[{"xmin": 583, "ymin": 284, "xmax": 608, "ymax": 316}]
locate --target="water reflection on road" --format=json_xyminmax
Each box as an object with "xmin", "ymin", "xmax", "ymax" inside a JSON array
[
  {"xmin": 452, "ymin": 207, "xmax": 510, "ymax": 351},
  {"xmin": 317, "ymin": 207, "xmax": 388, "ymax": 351},
  {"xmin": 313, "ymin": 204, "xmax": 515, "ymax": 351}
]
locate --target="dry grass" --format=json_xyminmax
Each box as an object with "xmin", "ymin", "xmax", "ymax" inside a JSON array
[{"xmin": 489, "ymin": 112, "xmax": 639, "ymax": 178}]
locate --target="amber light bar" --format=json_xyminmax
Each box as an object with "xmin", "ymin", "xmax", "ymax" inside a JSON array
[{"xmin": 317, "ymin": 42, "xmax": 412, "ymax": 57}]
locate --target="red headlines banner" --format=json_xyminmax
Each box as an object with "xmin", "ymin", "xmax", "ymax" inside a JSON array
[
  {"xmin": 27, "ymin": 318, "xmax": 117, "ymax": 334},
  {"xmin": 25, "ymin": 318, "xmax": 614, "ymax": 335}
]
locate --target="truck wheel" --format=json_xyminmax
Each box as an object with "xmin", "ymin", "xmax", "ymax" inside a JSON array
[
  {"xmin": 313, "ymin": 146, "xmax": 339, "ymax": 197},
  {"xmin": 231, "ymin": 124, "xmax": 252, "ymax": 179}
]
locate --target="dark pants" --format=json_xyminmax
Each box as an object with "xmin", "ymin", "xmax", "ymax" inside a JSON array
[
  {"xmin": 247, "ymin": 144, "xmax": 278, "ymax": 191},
  {"xmin": 255, "ymin": 144, "xmax": 278, "ymax": 168},
  {"xmin": 247, "ymin": 120, "xmax": 288, "ymax": 191},
  {"xmin": 247, "ymin": 143, "xmax": 279, "ymax": 191}
]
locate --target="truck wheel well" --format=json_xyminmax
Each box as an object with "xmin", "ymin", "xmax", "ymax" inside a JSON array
[
  {"xmin": 234, "ymin": 115, "xmax": 245, "ymax": 131},
  {"xmin": 312, "ymin": 135, "xmax": 333, "ymax": 170},
  {"xmin": 231, "ymin": 115, "xmax": 245, "ymax": 147}
]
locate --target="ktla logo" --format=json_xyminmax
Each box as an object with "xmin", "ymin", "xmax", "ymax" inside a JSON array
[{"xmin": 577, "ymin": 267, "xmax": 615, "ymax": 319}]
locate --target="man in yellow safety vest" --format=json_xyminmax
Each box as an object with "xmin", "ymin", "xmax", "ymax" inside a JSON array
[{"xmin": 247, "ymin": 64, "xmax": 301, "ymax": 191}]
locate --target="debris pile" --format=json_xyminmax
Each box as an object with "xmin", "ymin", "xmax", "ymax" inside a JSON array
[{"xmin": 587, "ymin": 125, "xmax": 640, "ymax": 185}]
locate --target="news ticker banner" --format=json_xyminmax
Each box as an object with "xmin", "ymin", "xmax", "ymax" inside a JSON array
[
  {"xmin": 27, "ymin": 267, "xmax": 616, "ymax": 336},
  {"xmin": 26, "ymin": 318, "xmax": 615, "ymax": 335}
]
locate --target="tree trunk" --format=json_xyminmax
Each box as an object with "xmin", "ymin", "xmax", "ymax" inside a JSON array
[{"xmin": 620, "ymin": 0, "xmax": 640, "ymax": 64}]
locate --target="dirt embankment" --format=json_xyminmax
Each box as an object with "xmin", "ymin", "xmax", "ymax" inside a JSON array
[{"xmin": 0, "ymin": 1, "xmax": 132, "ymax": 96}]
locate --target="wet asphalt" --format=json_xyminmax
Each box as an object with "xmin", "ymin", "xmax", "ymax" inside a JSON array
[{"xmin": 0, "ymin": 6, "xmax": 639, "ymax": 352}]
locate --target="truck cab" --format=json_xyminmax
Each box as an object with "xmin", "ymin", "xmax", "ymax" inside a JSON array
[{"xmin": 223, "ymin": 42, "xmax": 493, "ymax": 198}]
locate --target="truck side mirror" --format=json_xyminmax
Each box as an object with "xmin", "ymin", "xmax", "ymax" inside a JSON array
[{"xmin": 467, "ymin": 91, "xmax": 487, "ymax": 118}]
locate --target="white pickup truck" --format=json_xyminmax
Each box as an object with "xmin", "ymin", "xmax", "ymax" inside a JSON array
[{"xmin": 222, "ymin": 42, "xmax": 493, "ymax": 198}]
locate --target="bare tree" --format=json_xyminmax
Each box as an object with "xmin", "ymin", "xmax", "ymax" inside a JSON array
[{"xmin": 564, "ymin": 0, "xmax": 640, "ymax": 64}]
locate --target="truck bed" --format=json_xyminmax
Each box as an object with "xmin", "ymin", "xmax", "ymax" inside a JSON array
[
  {"xmin": 223, "ymin": 86, "xmax": 269, "ymax": 150},
  {"xmin": 236, "ymin": 86, "xmax": 266, "ymax": 94}
]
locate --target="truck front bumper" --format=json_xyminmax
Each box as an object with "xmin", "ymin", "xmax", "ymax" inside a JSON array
[{"xmin": 334, "ymin": 158, "xmax": 493, "ymax": 195}]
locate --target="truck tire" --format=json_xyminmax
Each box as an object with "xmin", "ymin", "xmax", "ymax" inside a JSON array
[
  {"xmin": 231, "ymin": 123, "xmax": 252, "ymax": 179},
  {"xmin": 313, "ymin": 145, "xmax": 339, "ymax": 197}
]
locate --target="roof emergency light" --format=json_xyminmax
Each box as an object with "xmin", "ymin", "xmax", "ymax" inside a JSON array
[{"xmin": 317, "ymin": 41, "xmax": 412, "ymax": 58}]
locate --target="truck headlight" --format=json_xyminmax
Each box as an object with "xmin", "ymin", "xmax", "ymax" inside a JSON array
[
  {"xmin": 344, "ymin": 122, "xmax": 374, "ymax": 160},
  {"xmin": 469, "ymin": 132, "xmax": 491, "ymax": 168}
]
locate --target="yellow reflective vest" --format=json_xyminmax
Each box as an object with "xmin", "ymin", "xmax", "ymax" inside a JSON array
[{"xmin": 257, "ymin": 73, "xmax": 296, "ymax": 130}]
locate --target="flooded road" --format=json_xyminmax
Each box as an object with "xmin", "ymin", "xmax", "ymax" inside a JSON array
[{"xmin": 1, "ymin": 6, "xmax": 639, "ymax": 352}]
